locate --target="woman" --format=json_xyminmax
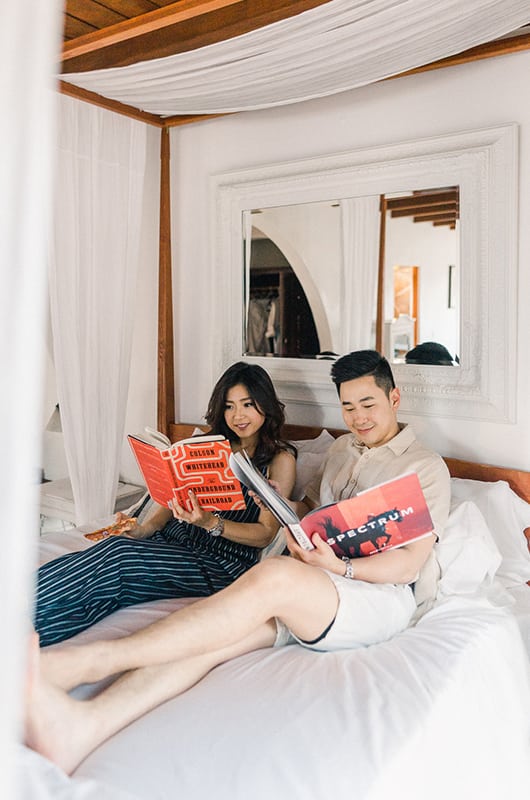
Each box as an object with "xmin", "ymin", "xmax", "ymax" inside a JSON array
[{"xmin": 35, "ymin": 362, "xmax": 296, "ymax": 646}]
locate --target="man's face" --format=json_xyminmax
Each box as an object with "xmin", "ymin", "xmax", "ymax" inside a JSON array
[{"xmin": 339, "ymin": 375, "xmax": 400, "ymax": 449}]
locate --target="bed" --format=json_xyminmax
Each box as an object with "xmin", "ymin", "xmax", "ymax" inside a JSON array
[{"xmin": 20, "ymin": 424, "xmax": 530, "ymax": 800}]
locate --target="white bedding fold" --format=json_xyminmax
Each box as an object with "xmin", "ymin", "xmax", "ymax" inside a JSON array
[{"xmin": 63, "ymin": 596, "xmax": 530, "ymax": 800}]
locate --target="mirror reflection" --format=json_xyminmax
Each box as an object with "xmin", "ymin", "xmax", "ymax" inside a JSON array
[{"xmin": 243, "ymin": 186, "xmax": 460, "ymax": 365}]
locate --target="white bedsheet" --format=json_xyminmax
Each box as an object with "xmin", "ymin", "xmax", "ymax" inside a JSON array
[
  {"xmin": 27, "ymin": 531, "xmax": 530, "ymax": 800},
  {"xmin": 508, "ymin": 583, "xmax": 530, "ymax": 657},
  {"xmin": 27, "ymin": 596, "xmax": 530, "ymax": 799}
]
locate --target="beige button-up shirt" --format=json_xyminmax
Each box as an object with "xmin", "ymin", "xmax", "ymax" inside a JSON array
[{"xmin": 304, "ymin": 424, "xmax": 451, "ymax": 616}]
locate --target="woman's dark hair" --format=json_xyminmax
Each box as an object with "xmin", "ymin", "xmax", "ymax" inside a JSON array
[
  {"xmin": 205, "ymin": 362, "xmax": 295, "ymax": 468},
  {"xmin": 330, "ymin": 350, "xmax": 396, "ymax": 396}
]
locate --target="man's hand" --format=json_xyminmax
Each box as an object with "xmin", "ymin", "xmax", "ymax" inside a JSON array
[{"xmin": 286, "ymin": 529, "xmax": 345, "ymax": 575}]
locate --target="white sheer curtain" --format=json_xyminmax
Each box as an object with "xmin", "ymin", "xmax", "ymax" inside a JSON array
[
  {"xmin": 61, "ymin": 0, "xmax": 530, "ymax": 115},
  {"xmin": 0, "ymin": 1, "xmax": 62, "ymax": 793},
  {"xmin": 340, "ymin": 196, "xmax": 381, "ymax": 352},
  {"xmin": 49, "ymin": 96, "xmax": 148, "ymax": 525}
]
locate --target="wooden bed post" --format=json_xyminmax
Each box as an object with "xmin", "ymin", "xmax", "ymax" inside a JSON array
[{"xmin": 157, "ymin": 125, "xmax": 175, "ymax": 436}]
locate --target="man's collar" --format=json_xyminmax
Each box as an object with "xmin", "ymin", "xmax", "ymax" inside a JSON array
[{"xmin": 385, "ymin": 423, "xmax": 414, "ymax": 455}]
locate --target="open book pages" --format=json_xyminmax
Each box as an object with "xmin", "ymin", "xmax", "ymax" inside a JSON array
[
  {"xmin": 229, "ymin": 450, "xmax": 312, "ymax": 550},
  {"xmin": 139, "ymin": 428, "xmax": 222, "ymax": 449},
  {"xmin": 143, "ymin": 426, "xmax": 172, "ymax": 447}
]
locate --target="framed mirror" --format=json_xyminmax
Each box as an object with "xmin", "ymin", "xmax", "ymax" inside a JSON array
[
  {"xmin": 242, "ymin": 186, "xmax": 461, "ymax": 366},
  {"xmin": 213, "ymin": 124, "xmax": 517, "ymax": 421}
]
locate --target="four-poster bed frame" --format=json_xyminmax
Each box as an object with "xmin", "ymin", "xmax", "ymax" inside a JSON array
[
  {"xmin": 24, "ymin": 12, "xmax": 530, "ymax": 793},
  {"xmin": 57, "ymin": 0, "xmax": 530, "ymax": 508}
]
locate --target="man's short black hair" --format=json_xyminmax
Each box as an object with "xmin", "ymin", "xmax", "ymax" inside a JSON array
[
  {"xmin": 405, "ymin": 342, "xmax": 454, "ymax": 366},
  {"xmin": 330, "ymin": 350, "xmax": 396, "ymax": 396}
]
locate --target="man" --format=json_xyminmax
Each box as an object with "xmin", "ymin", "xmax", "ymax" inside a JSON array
[{"xmin": 26, "ymin": 350, "xmax": 450, "ymax": 773}]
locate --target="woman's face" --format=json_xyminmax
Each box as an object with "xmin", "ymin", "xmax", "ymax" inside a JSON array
[{"xmin": 224, "ymin": 383, "xmax": 265, "ymax": 443}]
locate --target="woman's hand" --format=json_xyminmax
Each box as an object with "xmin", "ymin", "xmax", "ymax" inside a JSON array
[
  {"xmin": 115, "ymin": 513, "xmax": 147, "ymax": 539},
  {"xmin": 286, "ymin": 529, "xmax": 345, "ymax": 575},
  {"xmin": 169, "ymin": 491, "xmax": 219, "ymax": 532}
]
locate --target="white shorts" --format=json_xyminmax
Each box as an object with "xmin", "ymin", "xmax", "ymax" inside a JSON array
[{"xmin": 274, "ymin": 572, "xmax": 417, "ymax": 651}]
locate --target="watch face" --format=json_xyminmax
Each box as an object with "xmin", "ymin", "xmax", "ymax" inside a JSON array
[{"xmin": 209, "ymin": 517, "xmax": 224, "ymax": 536}]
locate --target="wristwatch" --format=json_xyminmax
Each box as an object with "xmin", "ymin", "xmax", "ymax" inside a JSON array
[
  {"xmin": 206, "ymin": 513, "xmax": 225, "ymax": 537},
  {"xmin": 341, "ymin": 556, "xmax": 355, "ymax": 580}
]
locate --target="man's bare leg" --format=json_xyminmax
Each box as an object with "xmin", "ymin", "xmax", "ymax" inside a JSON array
[
  {"xmin": 27, "ymin": 621, "xmax": 276, "ymax": 775},
  {"xmin": 42, "ymin": 556, "xmax": 339, "ymax": 689}
]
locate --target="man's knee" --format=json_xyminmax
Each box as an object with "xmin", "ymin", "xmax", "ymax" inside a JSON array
[{"xmin": 246, "ymin": 555, "xmax": 301, "ymax": 594}]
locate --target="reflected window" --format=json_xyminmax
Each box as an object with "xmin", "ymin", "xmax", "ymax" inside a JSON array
[{"xmin": 380, "ymin": 187, "xmax": 460, "ymax": 365}]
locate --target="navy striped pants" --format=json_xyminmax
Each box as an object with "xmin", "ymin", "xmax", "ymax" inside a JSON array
[{"xmin": 35, "ymin": 522, "xmax": 260, "ymax": 646}]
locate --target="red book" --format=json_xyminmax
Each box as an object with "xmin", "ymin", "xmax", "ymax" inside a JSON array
[
  {"xmin": 298, "ymin": 471, "xmax": 434, "ymax": 557},
  {"xmin": 229, "ymin": 451, "xmax": 433, "ymax": 557},
  {"xmin": 128, "ymin": 433, "xmax": 246, "ymax": 512}
]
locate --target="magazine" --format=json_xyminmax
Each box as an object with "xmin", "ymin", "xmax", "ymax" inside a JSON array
[
  {"xmin": 229, "ymin": 450, "xmax": 433, "ymax": 557},
  {"xmin": 129, "ymin": 432, "xmax": 245, "ymax": 512}
]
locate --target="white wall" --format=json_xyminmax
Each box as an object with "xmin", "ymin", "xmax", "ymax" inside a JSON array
[{"xmin": 168, "ymin": 50, "xmax": 530, "ymax": 469}]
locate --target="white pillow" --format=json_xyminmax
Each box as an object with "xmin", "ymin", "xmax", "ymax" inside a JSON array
[
  {"xmin": 290, "ymin": 429, "xmax": 335, "ymax": 501},
  {"xmin": 436, "ymin": 500, "xmax": 504, "ymax": 599},
  {"xmin": 450, "ymin": 478, "xmax": 530, "ymax": 588},
  {"xmin": 292, "ymin": 429, "xmax": 336, "ymax": 455}
]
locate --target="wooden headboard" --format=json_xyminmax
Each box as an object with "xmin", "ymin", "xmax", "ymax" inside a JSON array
[{"xmin": 169, "ymin": 421, "xmax": 530, "ymax": 506}]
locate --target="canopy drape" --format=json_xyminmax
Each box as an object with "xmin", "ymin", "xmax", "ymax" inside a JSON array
[
  {"xmin": 49, "ymin": 96, "xmax": 148, "ymax": 524},
  {"xmin": 61, "ymin": 0, "xmax": 530, "ymax": 115}
]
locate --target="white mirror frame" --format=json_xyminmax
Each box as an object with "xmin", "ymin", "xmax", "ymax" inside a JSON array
[{"xmin": 212, "ymin": 124, "xmax": 517, "ymax": 422}]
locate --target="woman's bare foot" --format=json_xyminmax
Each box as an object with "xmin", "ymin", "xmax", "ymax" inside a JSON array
[{"xmin": 25, "ymin": 635, "xmax": 100, "ymax": 774}]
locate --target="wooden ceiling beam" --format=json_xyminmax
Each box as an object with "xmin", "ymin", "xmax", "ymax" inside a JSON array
[
  {"xmin": 385, "ymin": 191, "xmax": 458, "ymax": 210},
  {"xmin": 391, "ymin": 203, "xmax": 458, "ymax": 219},
  {"xmin": 62, "ymin": 0, "xmax": 245, "ymax": 61},
  {"xmin": 413, "ymin": 212, "xmax": 457, "ymax": 223},
  {"xmin": 65, "ymin": 0, "xmax": 126, "ymax": 35},
  {"xmin": 61, "ymin": 0, "xmax": 332, "ymax": 72}
]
